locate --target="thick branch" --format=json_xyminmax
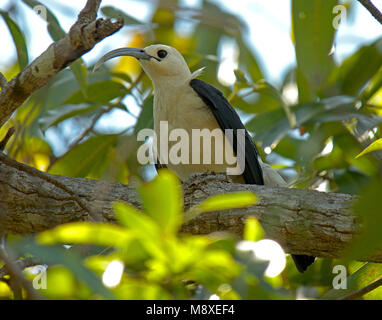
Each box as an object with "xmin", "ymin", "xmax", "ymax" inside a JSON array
[
  {"xmin": 0, "ymin": 0, "xmax": 123, "ymax": 127},
  {"xmin": 1, "ymin": 153, "xmax": 378, "ymax": 263}
]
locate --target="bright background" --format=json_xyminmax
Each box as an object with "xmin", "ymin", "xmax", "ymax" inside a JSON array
[{"xmin": 1, "ymin": 0, "xmax": 381, "ymax": 82}]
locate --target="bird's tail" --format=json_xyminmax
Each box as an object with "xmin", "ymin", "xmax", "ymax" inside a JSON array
[
  {"xmin": 291, "ymin": 254, "xmax": 315, "ymax": 273},
  {"xmin": 259, "ymin": 161, "xmax": 316, "ymax": 273}
]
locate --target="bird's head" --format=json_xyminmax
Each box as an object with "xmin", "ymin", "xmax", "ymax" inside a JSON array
[{"xmin": 94, "ymin": 44, "xmax": 191, "ymax": 87}]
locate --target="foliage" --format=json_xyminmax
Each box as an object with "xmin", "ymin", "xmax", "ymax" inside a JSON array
[
  {"xmin": 1, "ymin": 0, "xmax": 382, "ymax": 300},
  {"xmin": 5, "ymin": 170, "xmax": 288, "ymax": 299}
]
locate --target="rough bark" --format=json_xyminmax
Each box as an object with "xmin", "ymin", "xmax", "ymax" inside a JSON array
[
  {"xmin": 0, "ymin": 0, "xmax": 123, "ymax": 127},
  {"xmin": 1, "ymin": 152, "xmax": 379, "ymax": 263}
]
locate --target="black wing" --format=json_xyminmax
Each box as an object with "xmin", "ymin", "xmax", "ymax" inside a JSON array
[
  {"xmin": 155, "ymin": 160, "xmax": 167, "ymax": 171},
  {"xmin": 191, "ymin": 79, "xmax": 315, "ymax": 273},
  {"xmin": 190, "ymin": 79, "xmax": 264, "ymax": 185}
]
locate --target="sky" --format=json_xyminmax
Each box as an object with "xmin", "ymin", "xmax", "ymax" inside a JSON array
[
  {"xmin": 1, "ymin": 0, "xmax": 381, "ymax": 82},
  {"xmin": 0, "ymin": 0, "xmax": 381, "ymax": 153}
]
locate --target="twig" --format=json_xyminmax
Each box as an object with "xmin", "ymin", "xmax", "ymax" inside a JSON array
[
  {"xmin": 342, "ymin": 276, "xmax": 382, "ymax": 300},
  {"xmin": 358, "ymin": 0, "xmax": 382, "ymax": 25},
  {"xmin": 0, "ymin": 257, "xmax": 39, "ymax": 278},
  {"xmin": 0, "ymin": 127, "xmax": 15, "ymax": 151},
  {"xmin": 69, "ymin": 105, "xmax": 114, "ymax": 149},
  {"xmin": 47, "ymin": 104, "xmax": 115, "ymax": 170},
  {"xmin": 0, "ymin": 72, "xmax": 7, "ymax": 89},
  {"xmin": 0, "ymin": 246, "xmax": 44, "ymax": 300},
  {"xmin": 0, "ymin": 0, "xmax": 123, "ymax": 127},
  {"xmin": 0, "ymin": 152, "xmax": 102, "ymax": 221},
  {"xmin": 48, "ymin": 72, "xmax": 145, "ymax": 170}
]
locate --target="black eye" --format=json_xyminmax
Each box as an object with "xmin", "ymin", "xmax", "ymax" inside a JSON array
[{"xmin": 157, "ymin": 50, "xmax": 167, "ymax": 59}]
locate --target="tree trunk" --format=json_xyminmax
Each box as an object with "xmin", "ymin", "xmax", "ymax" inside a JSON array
[{"xmin": 1, "ymin": 153, "xmax": 377, "ymax": 262}]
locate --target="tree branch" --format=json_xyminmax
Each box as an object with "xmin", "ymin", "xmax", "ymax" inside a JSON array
[
  {"xmin": 0, "ymin": 0, "xmax": 123, "ymax": 127},
  {"xmin": 358, "ymin": 0, "xmax": 382, "ymax": 25},
  {"xmin": 1, "ymin": 152, "xmax": 379, "ymax": 263},
  {"xmin": 0, "ymin": 246, "xmax": 44, "ymax": 299}
]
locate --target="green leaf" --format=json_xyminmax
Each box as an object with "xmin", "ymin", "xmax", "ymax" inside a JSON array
[
  {"xmin": 247, "ymin": 96, "xmax": 354, "ymax": 148},
  {"xmin": 22, "ymin": 0, "xmax": 66, "ymax": 41},
  {"xmin": 114, "ymin": 202, "xmax": 160, "ymax": 237},
  {"xmin": 134, "ymin": 96, "xmax": 153, "ymax": 135},
  {"xmin": 344, "ymin": 179, "xmax": 382, "ymax": 262},
  {"xmin": 38, "ymin": 104, "xmax": 100, "ymax": 132},
  {"xmin": 198, "ymin": 192, "xmax": 257, "ymax": 212},
  {"xmin": 184, "ymin": 192, "xmax": 257, "ymax": 223},
  {"xmin": 292, "ymin": 0, "xmax": 338, "ymax": 102},
  {"xmin": 333, "ymin": 38, "xmax": 382, "ymax": 96},
  {"xmin": 236, "ymin": 36, "xmax": 264, "ymax": 83},
  {"xmin": 138, "ymin": 169, "xmax": 183, "ymax": 234},
  {"xmin": 254, "ymin": 80, "xmax": 296, "ymax": 127},
  {"xmin": 49, "ymin": 134, "xmax": 118, "ymax": 177},
  {"xmin": 64, "ymin": 81, "xmax": 128, "ymax": 104},
  {"xmin": 113, "ymin": 202, "xmax": 165, "ymax": 259},
  {"xmin": 331, "ymin": 169, "xmax": 370, "ymax": 195},
  {"xmin": 37, "ymin": 222, "xmax": 133, "ymax": 249},
  {"xmin": 361, "ymin": 66, "xmax": 382, "ymax": 102},
  {"xmin": 243, "ymin": 217, "xmax": 264, "ymax": 242},
  {"xmin": 0, "ymin": 10, "xmax": 29, "ymax": 70},
  {"xmin": 10, "ymin": 238, "xmax": 115, "ymax": 299},
  {"xmin": 321, "ymin": 263, "xmax": 382, "ymax": 300},
  {"xmin": 356, "ymin": 138, "xmax": 382, "ymax": 159},
  {"xmin": 70, "ymin": 60, "xmax": 88, "ymax": 97},
  {"xmin": 273, "ymin": 135, "xmax": 305, "ymax": 160},
  {"xmin": 101, "ymin": 6, "xmax": 143, "ymax": 25}
]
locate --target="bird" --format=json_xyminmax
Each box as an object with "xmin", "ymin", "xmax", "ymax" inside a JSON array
[{"xmin": 94, "ymin": 44, "xmax": 315, "ymax": 273}]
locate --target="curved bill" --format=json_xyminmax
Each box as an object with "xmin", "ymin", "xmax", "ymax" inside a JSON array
[{"xmin": 93, "ymin": 47, "xmax": 151, "ymax": 72}]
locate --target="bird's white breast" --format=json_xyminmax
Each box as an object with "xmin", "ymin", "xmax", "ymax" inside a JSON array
[{"xmin": 153, "ymin": 83, "xmax": 241, "ymax": 182}]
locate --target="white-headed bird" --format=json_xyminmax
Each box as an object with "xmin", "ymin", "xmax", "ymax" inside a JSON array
[{"xmin": 94, "ymin": 44, "xmax": 315, "ymax": 273}]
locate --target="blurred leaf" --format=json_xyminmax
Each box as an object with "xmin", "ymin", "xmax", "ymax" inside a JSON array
[
  {"xmin": 361, "ymin": 66, "xmax": 382, "ymax": 102},
  {"xmin": 70, "ymin": 60, "xmax": 88, "ymax": 96},
  {"xmin": 22, "ymin": 0, "xmax": 66, "ymax": 41},
  {"xmin": 292, "ymin": 0, "xmax": 338, "ymax": 102},
  {"xmin": 64, "ymin": 81, "xmax": 128, "ymax": 104},
  {"xmin": 254, "ymin": 80, "xmax": 296, "ymax": 127},
  {"xmin": 42, "ymin": 266, "xmax": 77, "ymax": 299},
  {"xmin": 253, "ymin": 80, "xmax": 284, "ymax": 105},
  {"xmin": 0, "ymin": 10, "xmax": 28, "ymax": 70},
  {"xmin": 10, "ymin": 238, "xmax": 115, "ymax": 299},
  {"xmin": 113, "ymin": 202, "xmax": 161, "ymax": 245},
  {"xmin": 356, "ymin": 138, "xmax": 382, "ymax": 159},
  {"xmin": 101, "ymin": 6, "xmax": 143, "ymax": 25},
  {"xmin": 236, "ymin": 37, "xmax": 264, "ymax": 82},
  {"xmin": 247, "ymin": 96, "xmax": 354, "ymax": 148},
  {"xmin": 184, "ymin": 192, "xmax": 257, "ymax": 223},
  {"xmin": 321, "ymin": 263, "xmax": 382, "ymax": 300},
  {"xmin": 138, "ymin": 169, "xmax": 183, "ymax": 234},
  {"xmin": 331, "ymin": 169, "xmax": 370, "ymax": 194},
  {"xmin": 38, "ymin": 104, "xmax": 100, "ymax": 133},
  {"xmin": 234, "ymin": 69, "xmax": 249, "ymax": 86},
  {"xmin": 37, "ymin": 222, "xmax": 133, "ymax": 249},
  {"xmin": 331, "ymin": 38, "xmax": 382, "ymax": 96},
  {"xmin": 114, "ymin": 202, "xmax": 165, "ymax": 259},
  {"xmin": 134, "ymin": 96, "xmax": 153, "ymax": 134},
  {"xmin": 49, "ymin": 134, "xmax": 118, "ymax": 177},
  {"xmin": 273, "ymin": 135, "xmax": 305, "ymax": 160},
  {"xmin": 345, "ymin": 179, "xmax": 382, "ymax": 262},
  {"xmin": 114, "ymin": 280, "xmax": 173, "ymax": 299},
  {"xmin": 243, "ymin": 217, "xmax": 265, "ymax": 242}
]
